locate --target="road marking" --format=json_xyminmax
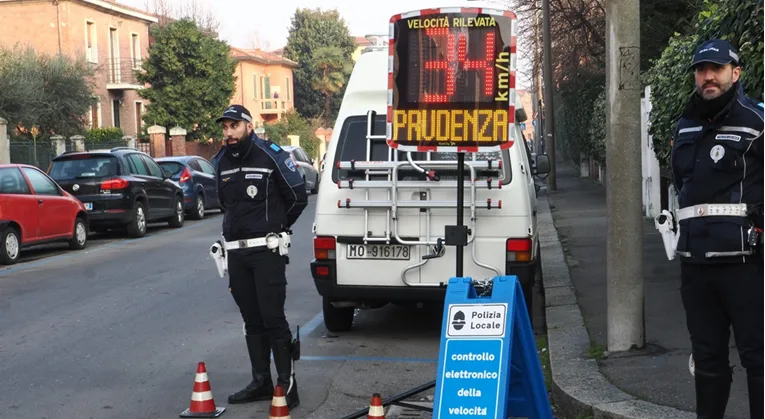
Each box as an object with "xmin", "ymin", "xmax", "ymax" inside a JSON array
[
  {"xmin": 300, "ymin": 312, "xmax": 324, "ymax": 337},
  {"xmin": 0, "ymin": 216, "xmax": 221, "ymax": 276},
  {"xmin": 299, "ymin": 355, "xmax": 437, "ymax": 363}
]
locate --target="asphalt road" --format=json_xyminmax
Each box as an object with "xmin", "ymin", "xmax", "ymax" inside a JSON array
[{"xmin": 0, "ymin": 196, "xmax": 449, "ymax": 419}]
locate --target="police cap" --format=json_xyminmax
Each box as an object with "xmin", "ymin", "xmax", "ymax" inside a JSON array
[
  {"xmin": 690, "ymin": 39, "xmax": 740, "ymax": 70},
  {"xmin": 215, "ymin": 104, "xmax": 253, "ymax": 123}
]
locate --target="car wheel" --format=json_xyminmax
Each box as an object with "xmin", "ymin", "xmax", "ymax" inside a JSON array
[
  {"xmin": 69, "ymin": 217, "xmax": 88, "ymax": 250},
  {"xmin": 322, "ymin": 297, "xmax": 355, "ymax": 332},
  {"xmin": 1, "ymin": 226, "xmax": 21, "ymax": 265},
  {"xmin": 168, "ymin": 196, "xmax": 185, "ymax": 228},
  {"xmin": 188, "ymin": 194, "xmax": 205, "ymax": 220},
  {"xmin": 127, "ymin": 201, "xmax": 147, "ymax": 238}
]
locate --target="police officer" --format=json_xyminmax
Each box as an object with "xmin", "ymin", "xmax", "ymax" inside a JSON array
[
  {"xmin": 670, "ymin": 39, "xmax": 763, "ymax": 419},
  {"xmin": 211, "ymin": 105, "xmax": 307, "ymax": 409}
]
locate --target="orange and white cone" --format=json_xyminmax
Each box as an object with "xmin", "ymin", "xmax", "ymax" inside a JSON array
[
  {"xmin": 269, "ymin": 385, "xmax": 291, "ymax": 419},
  {"xmin": 180, "ymin": 362, "xmax": 226, "ymax": 418},
  {"xmin": 367, "ymin": 393, "xmax": 385, "ymax": 418}
]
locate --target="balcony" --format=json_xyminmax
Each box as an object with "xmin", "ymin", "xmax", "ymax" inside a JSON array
[
  {"xmin": 106, "ymin": 58, "xmax": 145, "ymax": 90},
  {"xmin": 259, "ymin": 99, "xmax": 290, "ymax": 114}
]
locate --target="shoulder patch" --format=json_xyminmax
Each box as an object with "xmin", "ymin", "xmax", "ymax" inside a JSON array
[
  {"xmin": 269, "ymin": 142, "xmax": 282, "ymax": 153},
  {"xmin": 758, "ymin": 102, "xmax": 764, "ymax": 109},
  {"xmin": 284, "ymin": 156, "xmax": 297, "ymax": 172}
]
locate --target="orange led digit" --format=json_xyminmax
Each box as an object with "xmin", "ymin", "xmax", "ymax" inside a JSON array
[{"xmin": 386, "ymin": 8, "xmax": 518, "ymax": 152}]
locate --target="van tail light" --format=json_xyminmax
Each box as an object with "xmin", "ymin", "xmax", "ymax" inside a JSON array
[
  {"xmin": 179, "ymin": 167, "xmax": 192, "ymax": 183},
  {"xmin": 314, "ymin": 236, "xmax": 336, "ymax": 260},
  {"xmin": 506, "ymin": 238, "xmax": 532, "ymax": 262},
  {"xmin": 100, "ymin": 178, "xmax": 129, "ymax": 190}
]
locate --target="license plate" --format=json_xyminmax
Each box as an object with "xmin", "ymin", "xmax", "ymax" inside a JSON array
[
  {"xmin": 346, "ymin": 244, "xmax": 411, "ymax": 260},
  {"xmin": 84, "ymin": 202, "xmax": 93, "ymax": 211}
]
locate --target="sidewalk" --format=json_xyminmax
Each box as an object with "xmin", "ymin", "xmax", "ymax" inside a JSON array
[{"xmin": 540, "ymin": 160, "xmax": 748, "ymax": 419}]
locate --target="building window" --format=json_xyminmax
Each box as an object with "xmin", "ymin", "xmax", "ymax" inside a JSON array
[
  {"xmin": 135, "ymin": 102, "xmax": 144, "ymax": 136},
  {"xmin": 285, "ymin": 77, "xmax": 290, "ymax": 100},
  {"xmin": 112, "ymin": 100, "xmax": 121, "ymax": 128},
  {"xmin": 131, "ymin": 34, "xmax": 140, "ymax": 69},
  {"xmin": 89, "ymin": 100, "xmax": 101, "ymax": 128},
  {"xmin": 109, "ymin": 28, "xmax": 119, "ymax": 83},
  {"xmin": 264, "ymin": 76, "xmax": 271, "ymax": 99},
  {"xmin": 253, "ymin": 74, "xmax": 258, "ymax": 99},
  {"xmin": 85, "ymin": 21, "xmax": 97, "ymax": 63}
]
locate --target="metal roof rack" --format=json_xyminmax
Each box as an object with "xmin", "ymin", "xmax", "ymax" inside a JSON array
[{"xmin": 361, "ymin": 34, "xmax": 389, "ymax": 55}]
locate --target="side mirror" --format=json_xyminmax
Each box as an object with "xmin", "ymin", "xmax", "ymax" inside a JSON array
[
  {"xmin": 163, "ymin": 170, "xmax": 172, "ymax": 179},
  {"xmin": 535, "ymin": 154, "xmax": 551, "ymax": 175},
  {"xmin": 310, "ymin": 158, "xmax": 315, "ymax": 165}
]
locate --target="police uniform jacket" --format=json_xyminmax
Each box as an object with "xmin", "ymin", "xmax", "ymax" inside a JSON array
[
  {"xmin": 211, "ymin": 133, "xmax": 308, "ymax": 242},
  {"xmin": 671, "ymin": 82, "xmax": 764, "ymax": 263}
]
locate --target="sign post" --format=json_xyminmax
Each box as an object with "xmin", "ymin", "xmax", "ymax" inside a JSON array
[{"xmin": 387, "ymin": 7, "xmax": 553, "ymax": 418}]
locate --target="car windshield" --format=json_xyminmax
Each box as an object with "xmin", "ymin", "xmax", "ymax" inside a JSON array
[
  {"xmin": 158, "ymin": 162, "xmax": 185, "ymax": 176},
  {"xmin": 49, "ymin": 156, "xmax": 119, "ymax": 180}
]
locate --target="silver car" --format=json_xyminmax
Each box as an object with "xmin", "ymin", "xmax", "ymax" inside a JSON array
[{"xmin": 282, "ymin": 145, "xmax": 320, "ymax": 194}]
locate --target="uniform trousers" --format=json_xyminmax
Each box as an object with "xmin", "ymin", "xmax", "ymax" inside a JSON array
[
  {"xmin": 228, "ymin": 247, "xmax": 292, "ymax": 343},
  {"xmin": 681, "ymin": 260, "xmax": 763, "ymax": 419}
]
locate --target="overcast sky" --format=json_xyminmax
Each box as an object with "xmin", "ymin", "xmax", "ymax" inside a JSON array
[{"xmin": 122, "ymin": 0, "xmax": 531, "ymax": 88}]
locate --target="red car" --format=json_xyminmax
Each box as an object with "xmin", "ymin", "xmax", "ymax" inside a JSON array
[{"xmin": 0, "ymin": 163, "xmax": 89, "ymax": 265}]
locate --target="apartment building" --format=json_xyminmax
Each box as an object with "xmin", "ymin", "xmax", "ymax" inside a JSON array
[
  {"xmin": 230, "ymin": 47, "xmax": 297, "ymax": 127},
  {"xmin": 0, "ymin": 0, "xmax": 157, "ymax": 137}
]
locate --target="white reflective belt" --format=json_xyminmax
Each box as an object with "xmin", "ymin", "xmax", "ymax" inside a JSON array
[
  {"xmin": 224, "ymin": 237, "xmax": 269, "ymax": 250},
  {"xmin": 220, "ymin": 167, "xmax": 273, "ymax": 176},
  {"xmin": 675, "ymin": 203, "xmax": 748, "ymax": 222}
]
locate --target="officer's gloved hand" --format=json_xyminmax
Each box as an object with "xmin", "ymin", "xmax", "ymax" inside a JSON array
[{"xmin": 747, "ymin": 204, "xmax": 763, "ymax": 229}]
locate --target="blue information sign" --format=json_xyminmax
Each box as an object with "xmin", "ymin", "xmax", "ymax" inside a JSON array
[
  {"xmin": 433, "ymin": 276, "xmax": 553, "ymax": 419},
  {"xmin": 438, "ymin": 338, "xmax": 504, "ymax": 417}
]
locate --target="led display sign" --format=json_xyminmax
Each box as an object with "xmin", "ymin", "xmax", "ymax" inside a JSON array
[{"xmin": 387, "ymin": 8, "xmax": 518, "ymax": 152}]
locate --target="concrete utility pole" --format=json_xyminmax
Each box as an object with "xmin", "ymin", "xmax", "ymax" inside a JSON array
[
  {"xmin": 541, "ymin": 0, "xmax": 556, "ymax": 191},
  {"xmin": 605, "ymin": 0, "xmax": 644, "ymax": 352}
]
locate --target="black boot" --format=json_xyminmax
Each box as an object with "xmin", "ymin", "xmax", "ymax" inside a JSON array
[
  {"xmin": 272, "ymin": 338, "xmax": 299, "ymax": 409},
  {"xmin": 694, "ymin": 369, "xmax": 732, "ymax": 419},
  {"xmin": 748, "ymin": 370, "xmax": 763, "ymax": 419},
  {"xmin": 228, "ymin": 334, "xmax": 274, "ymax": 404}
]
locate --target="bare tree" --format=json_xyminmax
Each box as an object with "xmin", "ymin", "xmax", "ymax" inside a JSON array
[
  {"xmin": 245, "ymin": 29, "xmax": 272, "ymax": 51},
  {"xmin": 143, "ymin": 0, "xmax": 220, "ymax": 36},
  {"xmin": 508, "ymin": 0, "xmax": 605, "ymax": 92}
]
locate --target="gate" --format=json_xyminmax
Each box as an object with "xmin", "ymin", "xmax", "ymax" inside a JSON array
[{"xmin": 9, "ymin": 140, "xmax": 56, "ymax": 170}]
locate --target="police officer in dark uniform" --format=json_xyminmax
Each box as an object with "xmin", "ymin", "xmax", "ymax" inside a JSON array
[
  {"xmin": 210, "ymin": 105, "xmax": 307, "ymax": 409},
  {"xmin": 670, "ymin": 39, "xmax": 763, "ymax": 419}
]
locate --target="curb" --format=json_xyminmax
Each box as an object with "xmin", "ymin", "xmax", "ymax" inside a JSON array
[{"xmin": 537, "ymin": 194, "xmax": 695, "ymax": 419}]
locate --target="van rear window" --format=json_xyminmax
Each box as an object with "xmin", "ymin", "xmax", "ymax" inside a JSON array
[{"xmin": 332, "ymin": 115, "xmax": 509, "ymax": 183}]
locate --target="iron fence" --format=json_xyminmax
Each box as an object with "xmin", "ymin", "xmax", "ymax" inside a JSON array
[
  {"xmin": 136, "ymin": 142, "xmax": 152, "ymax": 155},
  {"xmin": 9, "ymin": 141, "xmax": 56, "ymax": 170},
  {"xmin": 107, "ymin": 58, "xmax": 143, "ymax": 85}
]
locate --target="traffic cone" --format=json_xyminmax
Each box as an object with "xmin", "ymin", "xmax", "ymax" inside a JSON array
[
  {"xmin": 180, "ymin": 362, "xmax": 226, "ymax": 418},
  {"xmin": 367, "ymin": 393, "xmax": 385, "ymax": 418},
  {"xmin": 269, "ymin": 385, "xmax": 291, "ymax": 419}
]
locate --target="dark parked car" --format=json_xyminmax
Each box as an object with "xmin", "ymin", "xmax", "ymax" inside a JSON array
[
  {"xmin": 47, "ymin": 147, "xmax": 186, "ymax": 237},
  {"xmin": 155, "ymin": 156, "xmax": 220, "ymax": 220}
]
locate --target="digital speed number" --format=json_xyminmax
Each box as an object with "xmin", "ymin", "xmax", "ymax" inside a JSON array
[
  {"xmin": 419, "ymin": 27, "xmax": 496, "ymax": 103},
  {"xmin": 387, "ymin": 8, "xmax": 518, "ymax": 152}
]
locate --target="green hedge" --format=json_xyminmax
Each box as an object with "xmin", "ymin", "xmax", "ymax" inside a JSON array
[
  {"xmin": 82, "ymin": 127, "xmax": 124, "ymax": 143},
  {"xmin": 643, "ymin": 0, "xmax": 764, "ymax": 166},
  {"xmin": 554, "ymin": 71, "xmax": 606, "ymax": 164}
]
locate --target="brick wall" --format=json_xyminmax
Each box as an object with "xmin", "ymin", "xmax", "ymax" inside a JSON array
[{"xmin": 185, "ymin": 141, "xmax": 223, "ymax": 161}]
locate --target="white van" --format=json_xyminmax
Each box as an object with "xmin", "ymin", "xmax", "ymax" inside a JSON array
[{"xmin": 309, "ymin": 44, "xmax": 551, "ymax": 332}]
